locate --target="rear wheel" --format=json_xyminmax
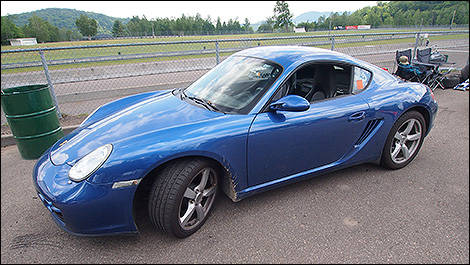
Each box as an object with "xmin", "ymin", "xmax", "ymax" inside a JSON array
[
  {"xmin": 381, "ymin": 111, "xmax": 426, "ymax": 169},
  {"xmin": 148, "ymin": 159, "xmax": 218, "ymax": 238}
]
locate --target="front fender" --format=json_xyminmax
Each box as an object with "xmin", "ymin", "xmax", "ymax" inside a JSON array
[{"xmin": 86, "ymin": 114, "xmax": 254, "ymax": 199}]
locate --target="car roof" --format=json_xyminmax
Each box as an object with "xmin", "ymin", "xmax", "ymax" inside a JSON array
[{"xmin": 234, "ymin": 46, "xmax": 357, "ymax": 68}]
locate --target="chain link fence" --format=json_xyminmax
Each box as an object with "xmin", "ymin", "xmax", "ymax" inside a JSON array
[{"xmin": 1, "ymin": 30, "xmax": 469, "ymax": 128}]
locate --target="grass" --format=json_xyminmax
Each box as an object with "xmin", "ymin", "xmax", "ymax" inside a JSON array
[
  {"xmin": 1, "ymin": 27, "xmax": 466, "ymax": 50},
  {"xmin": 1, "ymin": 30, "xmax": 467, "ymax": 74}
]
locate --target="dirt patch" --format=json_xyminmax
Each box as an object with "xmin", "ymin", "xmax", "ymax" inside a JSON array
[{"xmin": 1, "ymin": 114, "xmax": 87, "ymax": 136}]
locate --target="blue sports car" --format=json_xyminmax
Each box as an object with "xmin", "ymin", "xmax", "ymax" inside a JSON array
[{"xmin": 33, "ymin": 46, "xmax": 438, "ymax": 238}]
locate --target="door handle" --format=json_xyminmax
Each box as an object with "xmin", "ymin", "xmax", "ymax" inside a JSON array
[{"xmin": 348, "ymin": 111, "xmax": 365, "ymax": 121}]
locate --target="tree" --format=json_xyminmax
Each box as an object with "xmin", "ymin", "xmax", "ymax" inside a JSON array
[
  {"xmin": 243, "ymin": 18, "xmax": 253, "ymax": 33},
  {"xmin": 126, "ymin": 16, "xmax": 142, "ymax": 36},
  {"xmin": 272, "ymin": 1, "xmax": 294, "ymax": 32},
  {"xmin": 1, "ymin": 16, "xmax": 24, "ymax": 45},
  {"xmin": 257, "ymin": 17, "xmax": 275, "ymax": 33},
  {"xmin": 215, "ymin": 17, "xmax": 222, "ymax": 34},
  {"xmin": 75, "ymin": 14, "xmax": 97, "ymax": 39},
  {"xmin": 297, "ymin": 21, "xmax": 316, "ymax": 32},
  {"xmin": 112, "ymin": 20, "xmax": 125, "ymax": 37},
  {"xmin": 22, "ymin": 15, "xmax": 55, "ymax": 43}
]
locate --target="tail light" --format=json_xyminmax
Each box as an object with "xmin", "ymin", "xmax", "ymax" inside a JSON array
[{"xmin": 426, "ymin": 85, "xmax": 436, "ymax": 102}]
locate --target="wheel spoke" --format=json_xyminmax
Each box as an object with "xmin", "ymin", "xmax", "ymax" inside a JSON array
[
  {"xmin": 202, "ymin": 185, "xmax": 216, "ymax": 197},
  {"xmin": 180, "ymin": 201, "xmax": 196, "ymax": 227},
  {"xmin": 394, "ymin": 132, "xmax": 403, "ymax": 141},
  {"xmin": 391, "ymin": 143, "xmax": 401, "ymax": 159},
  {"xmin": 401, "ymin": 144, "xmax": 411, "ymax": 159},
  {"xmin": 407, "ymin": 133, "xmax": 421, "ymax": 142},
  {"xmin": 183, "ymin": 187, "xmax": 196, "ymax": 199},
  {"xmin": 195, "ymin": 204, "xmax": 205, "ymax": 221},
  {"xmin": 196, "ymin": 169, "xmax": 210, "ymax": 191},
  {"xmin": 403, "ymin": 120, "xmax": 415, "ymax": 136}
]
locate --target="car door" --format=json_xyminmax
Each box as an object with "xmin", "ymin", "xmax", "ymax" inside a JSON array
[{"xmin": 247, "ymin": 68, "xmax": 371, "ymax": 187}]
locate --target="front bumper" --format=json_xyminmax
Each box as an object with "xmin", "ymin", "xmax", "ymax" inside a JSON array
[{"xmin": 32, "ymin": 151, "xmax": 139, "ymax": 236}]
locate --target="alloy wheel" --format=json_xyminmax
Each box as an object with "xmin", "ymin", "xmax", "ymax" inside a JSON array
[
  {"xmin": 178, "ymin": 167, "xmax": 217, "ymax": 230},
  {"xmin": 390, "ymin": 118, "xmax": 422, "ymax": 164}
]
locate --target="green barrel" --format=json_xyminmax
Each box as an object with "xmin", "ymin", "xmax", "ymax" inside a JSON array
[{"xmin": 1, "ymin": 84, "xmax": 64, "ymax": 160}]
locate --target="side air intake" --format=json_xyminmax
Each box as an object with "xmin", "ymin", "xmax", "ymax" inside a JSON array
[{"xmin": 355, "ymin": 119, "xmax": 382, "ymax": 146}]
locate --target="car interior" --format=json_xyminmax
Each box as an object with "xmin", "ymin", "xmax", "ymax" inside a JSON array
[{"xmin": 271, "ymin": 63, "xmax": 356, "ymax": 103}]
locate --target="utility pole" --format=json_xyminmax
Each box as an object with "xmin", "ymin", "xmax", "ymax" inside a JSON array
[{"xmin": 450, "ymin": 9, "xmax": 456, "ymax": 29}]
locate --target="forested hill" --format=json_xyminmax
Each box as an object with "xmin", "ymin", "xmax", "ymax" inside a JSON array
[
  {"xmin": 5, "ymin": 8, "xmax": 130, "ymax": 33},
  {"xmin": 299, "ymin": 1, "xmax": 469, "ymax": 31},
  {"xmin": 347, "ymin": 1, "xmax": 468, "ymax": 27}
]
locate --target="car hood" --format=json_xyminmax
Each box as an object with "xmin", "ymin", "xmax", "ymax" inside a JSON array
[{"xmin": 50, "ymin": 92, "xmax": 222, "ymax": 166}]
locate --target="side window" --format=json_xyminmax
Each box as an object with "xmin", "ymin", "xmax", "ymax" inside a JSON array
[
  {"xmin": 267, "ymin": 62, "xmax": 365, "ymax": 111},
  {"xmin": 352, "ymin": 67, "xmax": 372, "ymax": 94}
]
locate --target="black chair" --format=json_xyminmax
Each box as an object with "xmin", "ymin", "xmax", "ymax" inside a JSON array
[
  {"xmin": 416, "ymin": 48, "xmax": 432, "ymax": 64},
  {"xmin": 415, "ymin": 48, "xmax": 440, "ymax": 73},
  {"xmin": 394, "ymin": 49, "xmax": 454, "ymax": 91},
  {"xmin": 396, "ymin": 63, "xmax": 430, "ymax": 83},
  {"xmin": 416, "ymin": 48, "xmax": 456, "ymax": 90},
  {"xmin": 395, "ymin": 49, "xmax": 422, "ymax": 81},
  {"xmin": 396, "ymin": 49, "xmax": 412, "ymax": 64},
  {"xmin": 394, "ymin": 49, "xmax": 412, "ymax": 72}
]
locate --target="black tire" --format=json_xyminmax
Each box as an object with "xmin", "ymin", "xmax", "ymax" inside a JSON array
[
  {"xmin": 148, "ymin": 158, "xmax": 218, "ymax": 238},
  {"xmin": 381, "ymin": 111, "xmax": 426, "ymax": 170}
]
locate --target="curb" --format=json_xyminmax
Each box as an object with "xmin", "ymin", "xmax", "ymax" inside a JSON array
[{"xmin": 1, "ymin": 125, "xmax": 79, "ymax": 147}]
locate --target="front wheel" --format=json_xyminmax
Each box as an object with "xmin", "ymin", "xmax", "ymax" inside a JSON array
[
  {"xmin": 148, "ymin": 159, "xmax": 218, "ymax": 238},
  {"xmin": 381, "ymin": 111, "xmax": 426, "ymax": 169}
]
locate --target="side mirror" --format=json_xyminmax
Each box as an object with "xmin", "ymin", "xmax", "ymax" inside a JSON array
[{"xmin": 269, "ymin": 95, "xmax": 310, "ymax": 112}]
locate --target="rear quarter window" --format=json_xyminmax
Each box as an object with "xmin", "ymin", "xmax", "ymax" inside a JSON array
[{"xmin": 352, "ymin": 67, "xmax": 372, "ymax": 94}]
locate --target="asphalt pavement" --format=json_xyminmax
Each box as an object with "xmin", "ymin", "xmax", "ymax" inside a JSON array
[{"xmin": 1, "ymin": 87, "xmax": 468, "ymax": 263}]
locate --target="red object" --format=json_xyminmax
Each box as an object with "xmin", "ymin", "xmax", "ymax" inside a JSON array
[
  {"xmin": 381, "ymin": 67, "xmax": 389, "ymax": 72},
  {"xmin": 427, "ymin": 85, "xmax": 436, "ymax": 101},
  {"xmin": 346, "ymin": 25, "xmax": 358, "ymax": 30},
  {"xmin": 356, "ymin": 80, "xmax": 364, "ymax": 89}
]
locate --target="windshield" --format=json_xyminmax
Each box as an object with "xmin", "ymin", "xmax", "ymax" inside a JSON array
[{"xmin": 182, "ymin": 56, "xmax": 282, "ymax": 114}]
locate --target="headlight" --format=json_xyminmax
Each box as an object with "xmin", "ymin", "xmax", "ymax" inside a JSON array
[{"xmin": 69, "ymin": 144, "xmax": 113, "ymax": 182}]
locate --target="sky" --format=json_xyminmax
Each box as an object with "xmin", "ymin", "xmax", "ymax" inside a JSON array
[{"xmin": 1, "ymin": 1, "xmax": 379, "ymax": 23}]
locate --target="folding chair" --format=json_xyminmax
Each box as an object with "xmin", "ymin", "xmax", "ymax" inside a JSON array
[
  {"xmin": 414, "ymin": 48, "xmax": 458, "ymax": 90},
  {"xmin": 425, "ymin": 71, "xmax": 444, "ymax": 91},
  {"xmin": 394, "ymin": 49, "xmax": 434, "ymax": 84},
  {"xmin": 396, "ymin": 64, "xmax": 420, "ymax": 82},
  {"xmin": 413, "ymin": 48, "xmax": 440, "ymax": 73},
  {"xmin": 394, "ymin": 49, "xmax": 412, "ymax": 73},
  {"xmin": 416, "ymin": 48, "xmax": 432, "ymax": 64}
]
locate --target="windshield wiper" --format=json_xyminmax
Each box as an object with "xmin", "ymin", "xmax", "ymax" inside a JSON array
[
  {"xmin": 180, "ymin": 90, "xmax": 226, "ymax": 114},
  {"xmin": 198, "ymin": 98, "xmax": 225, "ymax": 114},
  {"xmin": 184, "ymin": 94, "xmax": 225, "ymax": 114}
]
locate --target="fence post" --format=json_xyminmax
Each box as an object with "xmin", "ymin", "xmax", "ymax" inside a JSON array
[
  {"xmin": 215, "ymin": 40, "xmax": 220, "ymax": 65},
  {"xmin": 413, "ymin": 32, "xmax": 420, "ymax": 60},
  {"xmin": 331, "ymin": 36, "xmax": 335, "ymax": 51},
  {"xmin": 39, "ymin": 50, "xmax": 61, "ymax": 119}
]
